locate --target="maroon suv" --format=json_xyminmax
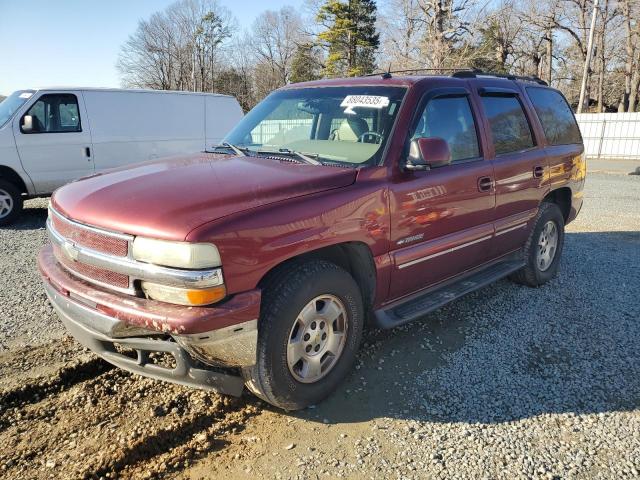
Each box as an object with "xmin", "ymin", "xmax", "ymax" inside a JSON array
[{"xmin": 38, "ymin": 71, "xmax": 585, "ymax": 410}]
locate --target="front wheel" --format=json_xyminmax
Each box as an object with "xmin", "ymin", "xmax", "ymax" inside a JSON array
[
  {"xmin": 242, "ymin": 260, "xmax": 364, "ymax": 410},
  {"xmin": 0, "ymin": 180, "xmax": 23, "ymax": 227},
  {"xmin": 510, "ymin": 202, "xmax": 565, "ymax": 287}
]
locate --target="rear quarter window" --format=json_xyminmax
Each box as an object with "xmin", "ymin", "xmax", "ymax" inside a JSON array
[{"xmin": 526, "ymin": 87, "xmax": 582, "ymax": 146}]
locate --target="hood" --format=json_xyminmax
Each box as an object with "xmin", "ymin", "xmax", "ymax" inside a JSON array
[{"xmin": 52, "ymin": 152, "xmax": 357, "ymax": 240}]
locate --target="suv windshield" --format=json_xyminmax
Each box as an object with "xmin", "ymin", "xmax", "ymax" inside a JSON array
[
  {"xmin": 222, "ymin": 86, "xmax": 406, "ymax": 167},
  {"xmin": 0, "ymin": 90, "xmax": 35, "ymax": 128}
]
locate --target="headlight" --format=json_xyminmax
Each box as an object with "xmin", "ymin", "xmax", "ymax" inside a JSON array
[
  {"xmin": 132, "ymin": 237, "xmax": 221, "ymax": 269},
  {"xmin": 141, "ymin": 282, "xmax": 226, "ymax": 306}
]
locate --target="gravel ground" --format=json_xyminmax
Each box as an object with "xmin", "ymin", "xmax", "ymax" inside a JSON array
[
  {"xmin": 0, "ymin": 198, "xmax": 61, "ymax": 351},
  {"xmin": 0, "ymin": 172, "xmax": 638, "ymax": 479}
]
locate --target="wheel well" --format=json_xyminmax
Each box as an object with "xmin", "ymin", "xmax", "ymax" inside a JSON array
[
  {"xmin": 0, "ymin": 166, "xmax": 28, "ymax": 194},
  {"xmin": 258, "ymin": 242, "xmax": 377, "ymax": 311},
  {"xmin": 543, "ymin": 187, "xmax": 571, "ymax": 222}
]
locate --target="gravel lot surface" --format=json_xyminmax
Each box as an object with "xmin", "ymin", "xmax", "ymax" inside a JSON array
[
  {"xmin": 0, "ymin": 198, "xmax": 60, "ymax": 351},
  {"xmin": 0, "ymin": 172, "xmax": 638, "ymax": 479}
]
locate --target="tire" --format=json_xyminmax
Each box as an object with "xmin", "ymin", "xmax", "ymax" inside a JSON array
[
  {"xmin": 242, "ymin": 260, "xmax": 364, "ymax": 410},
  {"xmin": 510, "ymin": 202, "xmax": 565, "ymax": 287},
  {"xmin": 0, "ymin": 180, "xmax": 23, "ymax": 227}
]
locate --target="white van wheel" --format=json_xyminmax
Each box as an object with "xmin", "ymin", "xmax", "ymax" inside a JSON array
[{"xmin": 0, "ymin": 180, "xmax": 23, "ymax": 226}]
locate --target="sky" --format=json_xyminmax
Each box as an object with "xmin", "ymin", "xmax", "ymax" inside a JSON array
[{"xmin": 0, "ymin": 0, "xmax": 306, "ymax": 96}]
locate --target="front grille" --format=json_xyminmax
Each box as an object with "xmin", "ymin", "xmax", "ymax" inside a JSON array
[
  {"xmin": 51, "ymin": 213, "xmax": 128, "ymax": 257},
  {"xmin": 53, "ymin": 244, "xmax": 130, "ymax": 290}
]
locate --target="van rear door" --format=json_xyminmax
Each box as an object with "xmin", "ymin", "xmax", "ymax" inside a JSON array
[{"xmin": 13, "ymin": 91, "xmax": 93, "ymax": 193}]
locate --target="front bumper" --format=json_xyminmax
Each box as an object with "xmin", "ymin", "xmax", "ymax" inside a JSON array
[{"xmin": 38, "ymin": 245, "xmax": 261, "ymax": 395}]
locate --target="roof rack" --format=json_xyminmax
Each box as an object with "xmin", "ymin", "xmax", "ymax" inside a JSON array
[
  {"xmin": 364, "ymin": 67, "xmax": 476, "ymax": 79},
  {"xmin": 451, "ymin": 69, "xmax": 548, "ymax": 86},
  {"xmin": 364, "ymin": 68, "xmax": 548, "ymax": 86}
]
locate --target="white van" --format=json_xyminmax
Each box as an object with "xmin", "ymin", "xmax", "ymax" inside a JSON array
[{"xmin": 0, "ymin": 87, "xmax": 243, "ymax": 225}]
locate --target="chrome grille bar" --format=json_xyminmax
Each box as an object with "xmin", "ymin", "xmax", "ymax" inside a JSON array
[{"xmin": 47, "ymin": 213, "xmax": 224, "ymax": 291}]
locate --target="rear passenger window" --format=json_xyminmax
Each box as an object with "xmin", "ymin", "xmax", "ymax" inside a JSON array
[
  {"xmin": 412, "ymin": 96, "xmax": 480, "ymax": 162},
  {"xmin": 22, "ymin": 94, "xmax": 81, "ymax": 133},
  {"xmin": 480, "ymin": 95, "xmax": 534, "ymax": 155},
  {"xmin": 526, "ymin": 88, "xmax": 582, "ymax": 145}
]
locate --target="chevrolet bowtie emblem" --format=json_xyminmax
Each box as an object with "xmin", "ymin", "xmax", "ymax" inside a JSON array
[{"xmin": 63, "ymin": 241, "xmax": 80, "ymax": 261}]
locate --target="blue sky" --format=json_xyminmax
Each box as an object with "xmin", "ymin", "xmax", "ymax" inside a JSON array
[{"xmin": 0, "ymin": 0, "xmax": 305, "ymax": 96}]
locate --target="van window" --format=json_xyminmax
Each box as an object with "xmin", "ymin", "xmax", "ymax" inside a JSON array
[
  {"xmin": 480, "ymin": 95, "xmax": 534, "ymax": 155},
  {"xmin": 22, "ymin": 94, "xmax": 81, "ymax": 133},
  {"xmin": 0, "ymin": 90, "xmax": 35, "ymax": 128},
  {"xmin": 412, "ymin": 96, "xmax": 480, "ymax": 162},
  {"xmin": 526, "ymin": 88, "xmax": 582, "ymax": 145}
]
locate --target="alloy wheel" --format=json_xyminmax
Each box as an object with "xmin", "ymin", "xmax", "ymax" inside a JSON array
[
  {"xmin": 286, "ymin": 294, "xmax": 348, "ymax": 383},
  {"xmin": 536, "ymin": 220, "xmax": 558, "ymax": 272},
  {"xmin": 0, "ymin": 189, "xmax": 14, "ymax": 219}
]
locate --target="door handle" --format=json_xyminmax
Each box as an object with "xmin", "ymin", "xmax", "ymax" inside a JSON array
[
  {"xmin": 85, "ymin": 146, "xmax": 91, "ymax": 160},
  {"xmin": 533, "ymin": 165, "xmax": 544, "ymax": 178},
  {"xmin": 477, "ymin": 176, "xmax": 493, "ymax": 192}
]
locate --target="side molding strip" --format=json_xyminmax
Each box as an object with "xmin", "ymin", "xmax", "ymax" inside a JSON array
[{"xmin": 398, "ymin": 235, "xmax": 493, "ymax": 270}]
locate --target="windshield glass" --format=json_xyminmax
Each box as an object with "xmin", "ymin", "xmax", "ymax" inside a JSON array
[
  {"xmin": 0, "ymin": 90, "xmax": 34, "ymax": 128},
  {"xmin": 223, "ymin": 86, "xmax": 406, "ymax": 167}
]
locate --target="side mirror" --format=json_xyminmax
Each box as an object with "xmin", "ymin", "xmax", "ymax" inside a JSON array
[
  {"xmin": 21, "ymin": 115, "xmax": 33, "ymax": 133},
  {"xmin": 405, "ymin": 137, "xmax": 451, "ymax": 171}
]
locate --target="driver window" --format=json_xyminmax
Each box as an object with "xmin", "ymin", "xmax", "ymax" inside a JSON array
[
  {"xmin": 23, "ymin": 94, "xmax": 81, "ymax": 134},
  {"xmin": 412, "ymin": 96, "xmax": 480, "ymax": 162}
]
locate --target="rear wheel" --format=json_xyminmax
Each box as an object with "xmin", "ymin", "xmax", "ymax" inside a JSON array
[
  {"xmin": 242, "ymin": 260, "xmax": 364, "ymax": 410},
  {"xmin": 510, "ymin": 202, "xmax": 565, "ymax": 287},
  {"xmin": 0, "ymin": 180, "xmax": 23, "ymax": 226}
]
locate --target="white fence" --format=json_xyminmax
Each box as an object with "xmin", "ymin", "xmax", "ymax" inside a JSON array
[{"xmin": 575, "ymin": 112, "xmax": 640, "ymax": 160}]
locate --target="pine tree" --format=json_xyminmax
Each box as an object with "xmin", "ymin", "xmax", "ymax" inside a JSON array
[
  {"xmin": 317, "ymin": 0, "xmax": 379, "ymax": 77},
  {"xmin": 290, "ymin": 43, "xmax": 322, "ymax": 83}
]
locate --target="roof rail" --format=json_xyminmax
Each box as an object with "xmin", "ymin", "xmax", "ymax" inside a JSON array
[
  {"xmin": 451, "ymin": 69, "xmax": 548, "ymax": 86},
  {"xmin": 363, "ymin": 67, "xmax": 476, "ymax": 79}
]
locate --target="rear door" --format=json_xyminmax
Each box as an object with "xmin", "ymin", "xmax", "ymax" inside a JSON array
[
  {"xmin": 524, "ymin": 87, "xmax": 585, "ymax": 200},
  {"xmin": 474, "ymin": 83, "xmax": 546, "ymax": 258},
  {"xmin": 388, "ymin": 87, "xmax": 495, "ymax": 299},
  {"xmin": 13, "ymin": 91, "xmax": 93, "ymax": 193}
]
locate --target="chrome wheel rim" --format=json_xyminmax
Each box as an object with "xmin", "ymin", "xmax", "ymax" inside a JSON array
[
  {"xmin": 536, "ymin": 220, "xmax": 558, "ymax": 272},
  {"xmin": 0, "ymin": 189, "xmax": 13, "ymax": 219},
  {"xmin": 286, "ymin": 294, "xmax": 348, "ymax": 384}
]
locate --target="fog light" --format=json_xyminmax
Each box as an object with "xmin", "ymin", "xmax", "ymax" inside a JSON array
[{"xmin": 141, "ymin": 282, "xmax": 226, "ymax": 306}]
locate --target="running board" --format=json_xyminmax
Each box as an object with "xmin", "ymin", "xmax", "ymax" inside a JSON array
[{"xmin": 373, "ymin": 257, "xmax": 525, "ymax": 330}]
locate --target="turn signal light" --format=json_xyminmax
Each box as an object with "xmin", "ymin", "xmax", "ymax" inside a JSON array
[
  {"xmin": 186, "ymin": 285, "xmax": 227, "ymax": 305},
  {"xmin": 141, "ymin": 281, "xmax": 226, "ymax": 306}
]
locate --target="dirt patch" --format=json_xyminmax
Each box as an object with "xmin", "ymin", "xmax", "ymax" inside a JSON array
[{"xmin": 0, "ymin": 338, "xmax": 263, "ymax": 479}]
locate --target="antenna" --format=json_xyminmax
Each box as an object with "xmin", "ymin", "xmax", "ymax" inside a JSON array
[{"xmin": 381, "ymin": 64, "xmax": 392, "ymax": 79}]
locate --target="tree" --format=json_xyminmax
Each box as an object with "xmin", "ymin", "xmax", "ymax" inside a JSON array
[
  {"xmin": 117, "ymin": 0, "xmax": 235, "ymax": 92},
  {"xmin": 473, "ymin": 2, "xmax": 522, "ymax": 74},
  {"xmin": 250, "ymin": 7, "xmax": 304, "ymax": 86},
  {"xmin": 415, "ymin": 0, "xmax": 475, "ymax": 69},
  {"xmin": 317, "ymin": 0, "xmax": 379, "ymax": 76},
  {"xmin": 290, "ymin": 43, "xmax": 323, "ymax": 83},
  {"xmin": 378, "ymin": 0, "xmax": 424, "ymax": 70},
  {"xmin": 620, "ymin": 0, "xmax": 640, "ymax": 111}
]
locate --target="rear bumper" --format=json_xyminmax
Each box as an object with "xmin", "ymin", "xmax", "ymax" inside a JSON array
[{"xmin": 38, "ymin": 245, "xmax": 261, "ymax": 394}]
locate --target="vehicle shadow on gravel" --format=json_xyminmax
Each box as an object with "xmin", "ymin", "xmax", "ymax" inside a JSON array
[
  {"xmin": 297, "ymin": 231, "xmax": 640, "ymax": 426},
  {"xmin": 8, "ymin": 202, "xmax": 48, "ymax": 231}
]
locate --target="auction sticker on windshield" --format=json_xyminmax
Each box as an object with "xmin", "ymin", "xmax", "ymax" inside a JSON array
[{"xmin": 341, "ymin": 95, "xmax": 390, "ymax": 114}]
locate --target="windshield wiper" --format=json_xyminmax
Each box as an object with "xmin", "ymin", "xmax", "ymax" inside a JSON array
[
  {"xmin": 212, "ymin": 142, "xmax": 248, "ymax": 157},
  {"xmin": 265, "ymin": 148, "xmax": 322, "ymax": 166}
]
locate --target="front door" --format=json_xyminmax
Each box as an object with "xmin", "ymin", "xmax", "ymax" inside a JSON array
[
  {"xmin": 13, "ymin": 92, "xmax": 93, "ymax": 193},
  {"xmin": 388, "ymin": 89, "xmax": 495, "ymax": 299}
]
